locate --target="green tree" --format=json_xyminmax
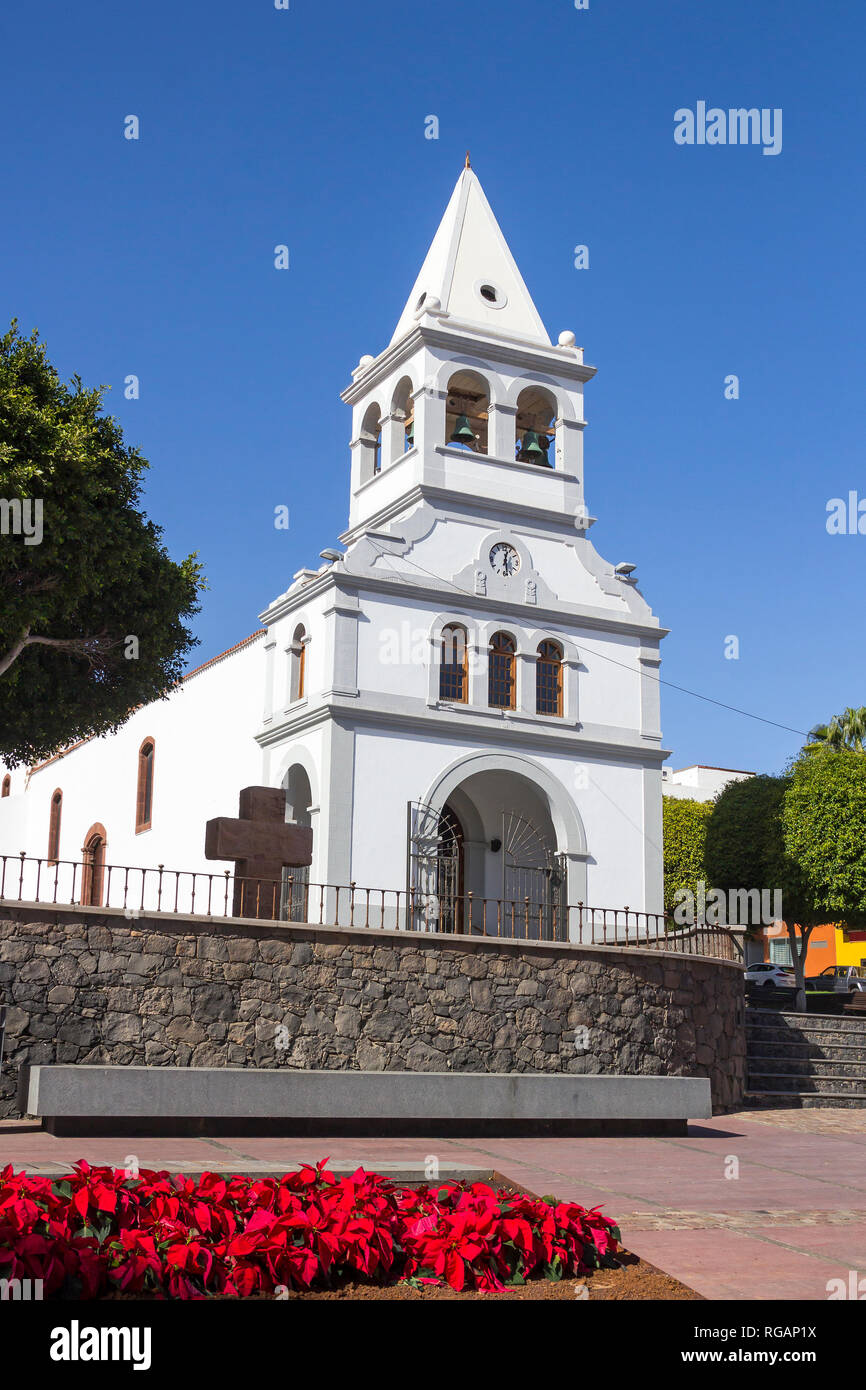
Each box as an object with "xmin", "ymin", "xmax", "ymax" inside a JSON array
[
  {"xmin": 805, "ymin": 706, "xmax": 866, "ymax": 753},
  {"xmin": 783, "ymin": 750, "xmax": 866, "ymax": 934},
  {"xmin": 662, "ymin": 796, "xmax": 713, "ymax": 912},
  {"xmin": 0, "ymin": 322, "xmax": 204, "ymax": 766},
  {"xmin": 705, "ymin": 775, "xmax": 817, "ymax": 1010}
]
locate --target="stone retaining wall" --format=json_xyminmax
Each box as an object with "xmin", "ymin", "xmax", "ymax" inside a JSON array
[{"xmin": 0, "ymin": 904, "xmax": 746, "ymax": 1116}]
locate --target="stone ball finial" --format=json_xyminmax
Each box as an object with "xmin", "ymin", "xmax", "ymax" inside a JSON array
[
  {"xmin": 357, "ymin": 354, "xmax": 375, "ymax": 370},
  {"xmin": 558, "ymin": 330, "xmax": 576, "ymax": 348}
]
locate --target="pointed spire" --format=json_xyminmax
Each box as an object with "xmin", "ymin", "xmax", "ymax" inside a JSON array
[{"xmin": 389, "ymin": 167, "xmax": 551, "ymax": 348}]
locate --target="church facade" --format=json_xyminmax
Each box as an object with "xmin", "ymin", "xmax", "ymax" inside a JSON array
[{"xmin": 0, "ymin": 167, "xmax": 669, "ymax": 936}]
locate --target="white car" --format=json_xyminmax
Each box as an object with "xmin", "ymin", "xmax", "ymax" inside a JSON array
[{"xmin": 745, "ymin": 962, "xmax": 796, "ymax": 989}]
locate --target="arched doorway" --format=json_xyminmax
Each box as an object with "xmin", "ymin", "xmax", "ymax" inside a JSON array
[
  {"xmin": 81, "ymin": 824, "xmax": 107, "ymax": 907},
  {"xmin": 281, "ymin": 764, "xmax": 312, "ymax": 922},
  {"xmin": 411, "ymin": 754, "xmax": 586, "ymax": 940}
]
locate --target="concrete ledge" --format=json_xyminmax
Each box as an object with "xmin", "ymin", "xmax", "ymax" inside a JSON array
[{"xmin": 19, "ymin": 1065, "xmax": 711, "ymax": 1137}]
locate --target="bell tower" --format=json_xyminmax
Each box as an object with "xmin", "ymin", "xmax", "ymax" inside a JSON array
[
  {"xmin": 260, "ymin": 160, "xmax": 666, "ymax": 920},
  {"xmin": 341, "ymin": 163, "xmax": 594, "ymax": 539}
]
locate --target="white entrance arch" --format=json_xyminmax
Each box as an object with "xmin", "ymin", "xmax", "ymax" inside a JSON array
[{"xmin": 420, "ymin": 750, "xmax": 589, "ymax": 908}]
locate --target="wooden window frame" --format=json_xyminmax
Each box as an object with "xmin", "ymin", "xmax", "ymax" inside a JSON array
[
  {"xmin": 81, "ymin": 823, "xmax": 107, "ymax": 907},
  {"xmin": 135, "ymin": 738, "xmax": 155, "ymax": 833},
  {"xmin": 47, "ymin": 789, "xmax": 63, "ymax": 864},
  {"xmin": 536, "ymin": 640, "xmax": 564, "ymax": 717},
  {"xmin": 488, "ymin": 632, "xmax": 517, "ymax": 710},
  {"xmin": 439, "ymin": 624, "xmax": 468, "ymax": 703}
]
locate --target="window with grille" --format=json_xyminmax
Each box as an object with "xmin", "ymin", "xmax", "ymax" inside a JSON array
[
  {"xmin": 769, "ymin": 939, "xmax": 793, "ymax": 965},
  {"xmin": 488, "ymin": 632, "xmax": 516, "ymax": 709},
  {"xmin": 136, "ymin": 740, "xmax": 155, "ymax": 832},
  {"xmin": 439, "ymin": 624, "xmax": 468, "ymax": 702},
  {"xmin": 536, "ymin": 640, "xmax": 563, "ymax": 716}
]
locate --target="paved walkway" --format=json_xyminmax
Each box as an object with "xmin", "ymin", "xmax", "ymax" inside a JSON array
[{"xmin": 3, "ymin": 1108, "xmax": 865, "ymax": 1300}]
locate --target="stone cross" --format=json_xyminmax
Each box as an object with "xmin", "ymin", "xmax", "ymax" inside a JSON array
[{"xmin": 205, "ymin": 786, "xmax": 313, "ymax": 921}]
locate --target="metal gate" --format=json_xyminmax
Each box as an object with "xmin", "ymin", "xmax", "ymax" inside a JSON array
[
  {"xmin": 280, "ymin": 864, "xmax": 310, "ymax": 923},
  {"xmin": 501, "ymin": 811, "xmax": 566, "ymax": 940},
  {"xmin": 407, "ymin": 801, "xmax": 463, "ymax": 933}
]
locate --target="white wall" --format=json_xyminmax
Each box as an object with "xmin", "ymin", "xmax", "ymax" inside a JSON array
[{"xmin": 3, "ymin": 636, "xmax": 266, "ymax": 904}]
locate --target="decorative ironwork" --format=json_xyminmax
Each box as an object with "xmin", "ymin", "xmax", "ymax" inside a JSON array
[
  {"xmin": 501, "ymin": 811, "xmax": 566, "ymax": 940},
  {"xmin": 407, "ymin": 801, "xmax": 464, "ymax": 933}
]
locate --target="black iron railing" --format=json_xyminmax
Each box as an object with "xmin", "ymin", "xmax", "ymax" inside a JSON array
[{"xmin": 0, "ymin": 852, "xmax": 738, "ymax": 961}]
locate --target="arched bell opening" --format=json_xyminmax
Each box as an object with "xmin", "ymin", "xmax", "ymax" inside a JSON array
[
  {"xmin": 359, "ymin": 401, "xmax": 383, "ymax": 481},
  {"xmin": 515, "ymin": 385, "xmax": 557, "ymax": 467},
  {"xmin": 446, "ymin": 370, "xmax": 489, "ymax": 455},
  {"xmin": 391, "ymin": 376, "xmax": 415, "ymax": 458},
  {"xmin": 289, "ymin": 624, "xmax": 307, "ymax": 703}
]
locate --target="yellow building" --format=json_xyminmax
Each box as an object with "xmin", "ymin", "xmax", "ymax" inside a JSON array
[{"xmin": 835, "ymin": 926, "xmax": 866, "ymax": 969}]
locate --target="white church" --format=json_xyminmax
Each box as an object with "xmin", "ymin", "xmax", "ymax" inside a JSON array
[{"xmin": 0, "ymin": 165, "xmax": 669, "ymax": 937}]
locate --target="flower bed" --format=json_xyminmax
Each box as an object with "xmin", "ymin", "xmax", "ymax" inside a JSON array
[{"xmin": 0, "ymin": 1159, "xmax": 621, "ymax": 1299}]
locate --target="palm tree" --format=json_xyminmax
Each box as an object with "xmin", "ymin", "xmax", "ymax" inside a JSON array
[{"xmin": 806, "ymin": 707, "xmax": 866, "ymax": 753}]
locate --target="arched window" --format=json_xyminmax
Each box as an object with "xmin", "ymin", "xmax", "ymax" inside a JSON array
[
  {"xmin": 488, "ymin": 632, "xmax": 516, "ymax": 709},
  {"xmin": 359, "ymin": 402, "xmax": 382, "ymax": 480},
  {"xmin": 439, "ymin": 624, "xmax": 468, "ymax": 703},
  {"xmin": 536, "ymin": 640, "xmax": 564, "ymax": 716},
  {"xmin": 289, "ymin": 624, "xmax": 307, "ymax": 702},
  {"xmin": 446, "ymin": 371, "xmax": 489, "ymax": 455},
  {"xmin": 1, "ymin": 774, "xmax": 10, "ymax": 797},
  {"xmin": 47, "ymin": 789, "xmax": 63, "ymax": 863},
  {"xmin": 391, "ymin": 376, "xmax": 415, "ymax": 457},
  {"xmin": 82, "ymin": 824, "xmax": 107, "ymax": 907},
  {"xmin": 136, "ymin": 739, "xmax": 155, "ymax": 832},
  {"xmin": 516, "ymin": 385, "xmax": 557, "ymax": 467}
]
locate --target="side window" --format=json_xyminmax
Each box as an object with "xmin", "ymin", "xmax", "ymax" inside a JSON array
[{"xmin": 136, "ymin": 740, "xmax": 155, "ymax": 832}]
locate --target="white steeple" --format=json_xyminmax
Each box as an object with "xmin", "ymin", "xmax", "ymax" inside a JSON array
[{"xmin": 389, "ymin": 161, "xmax": 552, "ymax": 349}]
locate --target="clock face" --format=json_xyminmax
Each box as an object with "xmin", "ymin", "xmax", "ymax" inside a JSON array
[{"xmin": 489, "ymin": 542, "xmax": 521, "ymax": 577}]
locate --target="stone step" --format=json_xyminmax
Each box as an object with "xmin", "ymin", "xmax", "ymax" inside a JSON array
[
  {"xmin": 745, "ymin": 1028, "xmax": 866, "ymax": 1045},
  {"xmin": 743, "ymin": 1091, "xmax": 866, "ymax": 1109},
  {"xmin": 746, "ymin": 1070, "xmax": 866, "ymax": 1095},
  {"xmin": 748, "ymin": 1055, "xmax": 866, "ymax": 1075},
  {"xmin": 747, "ymin": 1024, "xmax": 866, "ymax": 1040},
  {"xmin": 746, "ymin": 1040, "xmax": 866, "ymax": 1060},
  {"xmin": 747, "ymin": 1009, "xmax": 866, "ymax": 1035}
]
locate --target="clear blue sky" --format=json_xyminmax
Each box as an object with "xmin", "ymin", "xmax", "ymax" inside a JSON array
[{"xmin": 1, "ymin": 0, "xmax": 863, "ymax": 777}]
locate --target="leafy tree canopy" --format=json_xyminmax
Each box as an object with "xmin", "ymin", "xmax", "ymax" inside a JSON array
[
  {"xmin": 783, "ymin": 750, "xmax": 866, "ymax": 930},
  {"xmin": 704, "ymin": 773, "xmax": 815, "ymax": 927},
  {"xmin": 661, "ymin": 795, "xmax": 713, "ymax": 912},
  {"xmin": 804, "ymin": 706, "xmax": 866, "ymax": 754},
  {"xmin": 0, "ymin": 321, "xmax": 204, "ymax": 766}
]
